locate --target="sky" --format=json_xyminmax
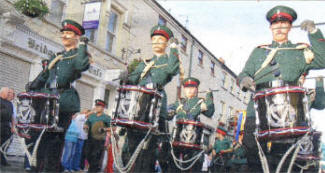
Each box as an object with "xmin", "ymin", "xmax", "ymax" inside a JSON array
[{"xmin": 157, "ymin": 0, "xmax": 325, "ymax": 138}]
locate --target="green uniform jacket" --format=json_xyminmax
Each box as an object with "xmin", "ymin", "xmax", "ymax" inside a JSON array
[
  {"xmin": 168, "ymin": 92, "xmax": 214, "ymax": 120},
  {"xmin": 85, "ymin": 113, "xmax": 111, "ymax": 139},
  {"xmin": 311, "ymin": 79, "xmax": 325, "ymax": 110},
  {"xmin": 127, "ymin": 48, "xmax": 180, "ymax": 118},
  {"xmin": 238, "ymin": 30, "xmax": 325, "ymax": 86},
  {"xmin": 239, "ymin": 30, "xmax": 325, "ymax": 117},
  {"xmin": 229, "ymin": 143, "xmax": 247, "ymax": 165},
  {"xmin": 213, "ymin": 138, "xmax": 232, "ymax": 154},
  {"xmin": 32, "ymin": 44, "xmax": 89, "ymax": 113}
]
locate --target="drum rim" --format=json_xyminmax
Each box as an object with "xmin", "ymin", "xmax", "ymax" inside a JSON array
[
  {"xmin": 253, "ymin": 86, "xmax": 305, "ymax": 100},
  {"xmin": 118, "ymin": 85, "xmax": 162, "ymax": 97},
  {"xmin": 112, "ymin": 118, "xmax": 155, "ymax": 130},
  {"xmin": 176, "ymin": 119, "xmax": 207, "ymax": 128},
  {"xmin": 172, "ymin": 141, "xmax": 202, "ymax": 150},
  {"xmin": 257, "ymin": 126, "xmax": 310, "ymax": 139},
  {"xmin": 17, "ymin": 92, "xmax": 59, "ymax": 99}
]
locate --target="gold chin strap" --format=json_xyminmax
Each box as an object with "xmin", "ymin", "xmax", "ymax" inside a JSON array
[{"xmin": 254, "ymin": 44, "xmax": 313, "ymax": 76}]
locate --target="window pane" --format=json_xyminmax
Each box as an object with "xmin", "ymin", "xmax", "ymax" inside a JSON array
[
  {"xmin": 106, "ymin": 32, "xmax": 114, "ymax": 52},
  {"xmin": 50, "ymin": 0, "xmax": 64, "ymax": 23},
  {"xmin": 198, "ymin": 50, "xmax": 203, "ymax": 64},
  {"xmin": 85, "ymin": 29, "xmax": 97, "ymax": 42},
  {"xmin": 108, "ymin": 12, "xmax": 118, "ymax": 33},
  {"xmin": 104, "ymin": 89, "xmax": 110, "ymax": 108},
  {"xmin": 181, "ymin": 35, "xmax": 187, "ymax": 51},
  {"xmin": 158, "ymin": 15, "xmax": 167, "ymax": 26}
]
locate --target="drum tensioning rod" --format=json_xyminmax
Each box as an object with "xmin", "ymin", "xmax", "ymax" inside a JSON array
[{"xmin": 198, "ymin": 89, "xmax": 219, "ymax": 93}]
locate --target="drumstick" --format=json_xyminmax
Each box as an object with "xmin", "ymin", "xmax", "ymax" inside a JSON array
[
  {"xmin": 274, "ymin": 22, "xmax": 325, "ymax": 29},
  {"xmin": 305, "ymin": 76, "xmax": 325, "ymax": 79},
  {"xmin": 198, "ymin": 89, "xmax": 219, "ymax": 93}
]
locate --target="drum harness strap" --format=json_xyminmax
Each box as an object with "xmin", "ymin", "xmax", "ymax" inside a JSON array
[
  {"xmin": 111, "ymin": 123, "xmax": 155, "ymax": 173},
  {"xmin": 0, "ymin": 135, "xmax": 13, "ymax": 161},
  {"xmin": 254, "ymin": 44, "xmax": 314, "ymax": 77},
  {"xmin": 170, "ymin": 141, "xmax": 205, "ymax": 171},
  {"xmin": 0, "ymin": 125, "xmax": 55, "ymax": 167},
  {"xmin": 169, "ymin": 98, "xmax": 206, "ymax": 171},
  {"xmin": 18, "ymin": 127, "xmax": 46, "ymax": 167},
  {"xmin": 255, "ymin": 132, "xmax": 310, "ymax": 173}
]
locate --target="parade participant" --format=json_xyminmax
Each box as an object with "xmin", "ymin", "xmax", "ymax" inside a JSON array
[
  {"xmin": 27, "ymin": 19, "xmax": 90, "ymax": 172},
  {"xmin": 211, "ymin": 127, "xmax": 232, "ymax": 173},
  {"xmin": 167, "ymin": 77, "xmax": 215, "ymax": 172},
  {"xmin": 84, "ymin": 99, "xmax": 111, "ymax": 173},
  {"xmin": 228, "ymin": 131, "xmax": 248, "ymax": 173},
  {"xmin": 237, "ymin": 5, "xmax": 325, "ymax": 172},
  {"xmin": 121, "ymin": 25, "xmax": 180, "ymax": 172},
  {"xmin": 126, "ymin": 24, "xmax": 180, "ymax": 125},
  {"xmin": 0, "ymin": 87, "xmax": 14, "ymax": 166},
  {"xmin": 168, "ymin": 77, "xmax": 215, "ymax": 120}
]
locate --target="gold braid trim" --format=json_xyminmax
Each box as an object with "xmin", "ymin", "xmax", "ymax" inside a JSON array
[
  {"xmin": 254, "ymin": 44, "xmax": 312, "ymax": 76},
  {"xmin": 48, "ymin": 54, "xmax": 77, "ymax": 70}
]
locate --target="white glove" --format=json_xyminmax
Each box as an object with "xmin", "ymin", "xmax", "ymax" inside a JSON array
[
  {"xmin": 240, "ymin": 76, "xmax": 256, "ymax": 92},
  {"xmin": 169, "ymin": 37, "xmax": 178, "ymax": 48},
  {"xmin": 300, "ymin": 20, "xmax": 316, "ymax": 33}
]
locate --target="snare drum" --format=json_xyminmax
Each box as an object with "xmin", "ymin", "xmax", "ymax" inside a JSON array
[
  {"xmin": 171, "ymin": 120, "xmax": 212, "ymax": 150},
  {"xmin": 112, "ymin": 85, "xmax": 163, "ymax": 130},
  {"xmin": 17, "ymin": 92, "xmax": 59, "ymax": 127},
  {"xmin": 254, "ymin": 86, "xmax": 311, "ymax": 141}
]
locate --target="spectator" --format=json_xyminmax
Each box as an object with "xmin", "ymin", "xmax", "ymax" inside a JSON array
[
  {"xmin": 61, "ymin": 118, "xmax": 80, "ymax": 172},
  {"xmin": 71, "ymin": 109, "xmax": 91, "ymax": 171},
  {"xmin": 7, "ymin": 88, "xmax": 17, "ymax": 125},
  {"xmin": 0, "ymin": 87, "xmax": 14, "ymax": 166}
]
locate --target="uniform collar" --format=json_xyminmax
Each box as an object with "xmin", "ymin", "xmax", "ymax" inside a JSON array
[
  {"xmin": 270, "ymin": 40, "xmax": 294, "ymax": 48},
  {"xmin": 63, "ymin": 48, "xmax": 78, "ymax": 56},
  {"xmin": 185, "ymin": 96, "xmax": 199, "ymax": 101}
]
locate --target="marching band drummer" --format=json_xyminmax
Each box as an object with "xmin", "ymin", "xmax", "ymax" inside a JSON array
[
  {"xmin": 167, "ymin": 77, "xmax": 215, "ymax": 172},
  {"xmin": 27, "ymin": 19, "xmax": 90, "ymax": 172},
  {"xmin": 119, "ymin": 25, "xmax": 180, "ymax": 172},
  {"xmin": 125, "ymin": 24, "xmax": 180, "ymax": 127},
  {"xmin": 237, "ymin": 5, "xmax": 325, "ymax": 172},
  {"xmin": 168, "ymin": 77, "xmax": 215, "ymax": 121},
  {"xmin": 210, "ymin": 127, "xmax": 232, "ymax": 173}
]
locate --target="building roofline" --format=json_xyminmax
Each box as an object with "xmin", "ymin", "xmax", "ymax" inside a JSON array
[{"xmin": 152, "ymin": 0, "xmax": 238, "ymax": 78}]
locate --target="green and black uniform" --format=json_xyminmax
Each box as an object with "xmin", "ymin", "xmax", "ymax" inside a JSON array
[
  {"xmin": 228, "ymin": 142, "xmax": 248, "ymax": 173},
  {"xmin": 85, "ymin": 113, "xmax": 111, "ymax": 172},
  {"xmin": 28, "ymin": 19, "xmax": 89, "ymax": 171},
  {"xmin": 238, "ymin": 5, "xmax": 325, "ymax": 172},
  {"xmin": 211, "ymin": 138, "xmax": 232, "ymax": 173},
  {"xmin": 169, "ymin": 92, "xmax": 215, "ymax": 121},
  {"xmin": 168, "ymin": 92, "xmax": 214, "ymax": 172},
  {"xmin": 123, "ymin": 25, "xmax": 180, "ymax": 173}
]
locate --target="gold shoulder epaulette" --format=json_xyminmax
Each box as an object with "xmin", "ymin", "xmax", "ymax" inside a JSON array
[
  {"xmin": 257, "ymin": 44, "xmax": 271, "ymax": 49},
  {"xmin": 297, "ymin": 42, "xmax": 310, "ymax": 47}
]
